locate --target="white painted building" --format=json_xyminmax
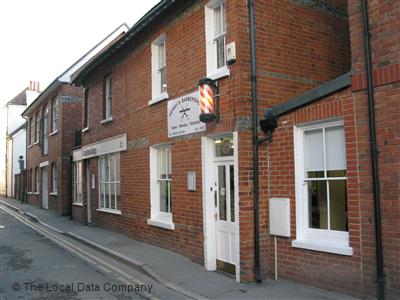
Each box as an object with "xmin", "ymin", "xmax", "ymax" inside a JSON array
[{"xmin": 1, "ymin": 82, "xmax": 40, "ymax": 197}]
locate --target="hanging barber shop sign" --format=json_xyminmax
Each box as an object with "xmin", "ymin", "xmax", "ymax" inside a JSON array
[{"xmin": 168, "ymin": 91, "xmax": 206, "ymax": 138}]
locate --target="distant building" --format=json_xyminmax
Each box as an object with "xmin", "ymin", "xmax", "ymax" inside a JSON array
[
  {"xmin": 22, "ymin": 24, "xmax": 129, "ymax": 215},
  {"xmin": 0, "ymin": 82, "xmax": 40, "ymax": 197}
]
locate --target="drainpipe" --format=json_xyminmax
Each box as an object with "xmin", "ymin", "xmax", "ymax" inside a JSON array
[
  {"xmin": 23, "ymin": 116, "xmax": 29, "ymax": 203},
  {"xmin": 360, "ymin": 1, "xmax": 384, "ymax": 299},
  {"xmin": 249, "ymin": 0, "xmax": 261, "ymax": 283}
]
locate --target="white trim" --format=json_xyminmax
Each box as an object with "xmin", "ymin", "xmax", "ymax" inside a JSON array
[
  {"xmin": 28, "ymin": 144, "xmax": 33, "ymax": 149},
  {"xmin": 201, "ymin": 132, "xmax": 240, "ymax": 282},
  {"xmin": 207, "ymin": 67, "xmax": 230, "ymax": 81},
  {"xmin": 72, "ymin": 202, "xmax": 84, "ymax": 207},
  {"xmin": 148, "ymin": 92, "xmax": 169, "ymax": 106},
  {"xmin": 147, "ymin": 217, "xmax": 175, "ymax": 230},
  {"xmin": 73, "ymin": 133, "xmax": 127, "ymax": 161},
  {"xmin": 292, "ymin": 239, "xmax": 353, "ymax": 256},
  {"xmin": 27, "ymin": 192, "xmax": 33, "ymax": 195},
  {"xmin": 49, "ymin": 192, "xmax": 58, "ymax": 196},
  {"xmin": 49, "ymin": 130, "xmax": 58, "ymax": 136},
  {"xmin": 82, "ymin": 127, "xmax": 90, "ymax": 133},
  {"xmin": 101, "ymin": 116, "xmax": 113, "ymax": 124},
  {"xmin": 33, "ymin": 141, "xmax": 39, "ymax": 146},
  {"xmin": 40, "ymin": 161, "xmax": 49, "ymax": 168},
  {"xmin": 293, "ymin": 118, "xmax": 351, "ymax": 254},
  {"xmin": 34, "ymin": 192, "xmax": 40, "ymax": 195},
  {"xmin": 96, "ymin": 208, "xmax": 121, "ymax": 215}
]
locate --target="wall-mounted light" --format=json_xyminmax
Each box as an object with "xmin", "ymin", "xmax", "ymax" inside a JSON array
[
  {"xmin": 198, "ymin": 78, "xmax": 219, "ymax": 123},
  {"xmin": 258, "ymin": 108, "xmax": 277, "ymax": 143}
]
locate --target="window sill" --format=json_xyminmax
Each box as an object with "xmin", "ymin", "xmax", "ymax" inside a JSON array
[
  {"xmin": 34, "ymin": 192, "xmax": 39, "ymax": 195},
  {"xmin": 207, "ymin": 67, "xmax": 230, "ymax": 81},
  {"xmin": 33, "ymin": 141, "xmax": 39, "ymax": 146},
  {"xmin": 147, "ymin": 217, "xmax": 175, "ymax": 230},
  {"xmin": 82, "ymin": 127, "xmax": 90, "ymax": 133},
  {"xmin": 292, "ymin": 239, "xmax": 353, "ymax": 256},
  {"xmin": 96, "ymin": 208, "xmax": 121, "ymax": 215},
  {"xmin": 49, "ymin": 130, "xmax": 58, "ymax": 136},
  {"xmin": 148, "ymin": 92, "xmax": 169, "ymax": 106},
  {"xmin": 27, "ymin": 192, "xmax": 33, "ymax": 195},
  {"xmin": 49, "ymin": 192, "xmax": 58, "ymax": 196},
  {"xmin": 72, "ymin": 202, "xmax": 84, "ymax": 207},
  {"xmin": 101, "ymin": 117, "xmax": 113, "ymax": 124}
]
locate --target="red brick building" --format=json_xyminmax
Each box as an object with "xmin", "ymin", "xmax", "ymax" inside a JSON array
[
  {"xmin": 23, "ymin": 24, "xmax": 129, "ymax": 216},
  {"xmin": 70, "ymin": 0, "xmax": 398, "ymax": 298}
]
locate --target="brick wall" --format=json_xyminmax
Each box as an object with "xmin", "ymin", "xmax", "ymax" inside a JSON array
[
  {"xmin": 26, "ymin": 83, "xmax": 83, "ymax": 216},
  {"xmin": 77, "ymin": 0, "xmax": 352, "ymax": 285}
]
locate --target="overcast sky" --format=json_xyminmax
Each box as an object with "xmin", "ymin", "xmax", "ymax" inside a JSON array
[{"xmin": 0, "ymin": 0, "xmax": 159, "ymax": 105}]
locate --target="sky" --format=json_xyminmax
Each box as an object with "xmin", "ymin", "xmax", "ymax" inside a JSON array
[{"xmin": 0, "ymin": 0, "xmax": 159, "ymax": 105}]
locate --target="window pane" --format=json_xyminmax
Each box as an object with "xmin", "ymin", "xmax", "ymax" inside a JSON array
[
  {"xmin": 167, "ymin": 147, "xmax": 171, "ymax": 179},
  {"xmin": 230, "ymin": 165, "xmax": 235, "ymax": 222},
  {"xmin": 115, "ymin": 154, "xmax": 120, "ymax": 181},
  {"xmin": 159, "ymin": 42, "xmax": 165, "ymax": 67},
  {"xmin": 325, "ymin": 126, "xmax": 346, "ymax": 171},
  {"xmin": 214, "ymin": 5, "xmax": 222, "ymax": 36},
  {"xmin": 159, "ymin": 148, "xmax": 166, "ymax": 179},
  {"xmin": 327, "ymin": 170, "xmax": 346, "ymax": 178},
  {"xmin": 307, "ymin": 171, "xmax": 324, "ymax": 178},
  {"xmin": 308, "ymin": 180, "xmax": 328, "ymax": 229},
  {"xmin": 216, "ymin": 36, "xmax": 225, "ymax": 69},
  {"xmin": 105, "ymin": 157, "xmax": 110, "ymax": 181},
  {"xmin": 218, "ymin": 165, "xmax": 227, "ymax": 221},
  {"xmin": 105, "ymin": 184, "xmax": 110, "ymax": 208},
  {"xmin": 329, "ymin": 180, "xmax": 348, "ymax": 231},
  {"xmin": 215, "ymin": 136, "xmax": 233, "ymax": 157},
  {"xmin": 110, "ymin": 184, "xmax": 115, "ymax": 210},
  {"xmin": 167, "ymin": 181, "xmax": 172, "ymax": 212},
  {"xmin": 110, "ymin": 155, "xmax": 115, "ymax": 181},
  {"xmin": 304, "ymin": 129, "xmax": 324, "ymax": 173},
  {"xmin": 116, "ymin": 183, "xmax": 121, "ymax": 211},
  {"xmin": 159, "ymin": 181, "xmax": 168, "ymax": 212},
  {"xmin": 100, "ymin": 183, "xmax": 105, "ymax": 208},
  {"xmin": 160, "ymin": 67, "xmax": 167, "ymax": 93}
]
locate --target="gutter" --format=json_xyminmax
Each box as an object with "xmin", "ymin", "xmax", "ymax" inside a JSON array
[
  {"xmin": 248, "ymin": 0, "xmax": 261, "ymax": 283},
  {"xmin": 360, "ymin": 1, "xmax": 384, "ymax": 298}
]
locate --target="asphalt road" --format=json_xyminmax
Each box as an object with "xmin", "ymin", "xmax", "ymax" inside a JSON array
[{"xmin": 0, "ymin": 208, "xmax": 146, "ymax": 300}]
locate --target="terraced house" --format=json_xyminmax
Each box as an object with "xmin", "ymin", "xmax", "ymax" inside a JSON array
[
  {"xmin": 22, "ymin": 24, "xmax": 129, "ymax": 215},
  {"xmin": 69, "ymin": 0, "xmax": 398, "ymax": 299}
]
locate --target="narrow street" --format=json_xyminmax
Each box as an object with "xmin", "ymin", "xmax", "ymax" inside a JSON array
[{"xmin": 0, "ymin": 206, "xmax": 184, "ymax": 300}]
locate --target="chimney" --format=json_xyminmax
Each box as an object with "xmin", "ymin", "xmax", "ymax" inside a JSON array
[{"xmin": 28, "ymin": 81, "xmax": 40, "ymax": 92}]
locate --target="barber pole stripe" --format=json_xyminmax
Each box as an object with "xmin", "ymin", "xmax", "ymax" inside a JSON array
[{"xmin": 199, "ymin": 84, "xmax": 214, "ymax": 114}]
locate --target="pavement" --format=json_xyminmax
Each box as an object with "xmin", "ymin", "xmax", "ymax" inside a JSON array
[{"xmin": 0, "ymin": 197, "xmax": 358, "ymax": 300}]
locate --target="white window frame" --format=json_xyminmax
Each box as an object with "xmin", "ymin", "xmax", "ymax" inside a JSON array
[
  {"xmin": 103, "ymin": 75, "xmax": 113, "ymax": 122},
  {"xmin": 98, "ymin": 153, "xmax": 121, "ymax": 214},
  {"xmin": 292, "ymin": 118, "xmax": 353, "ymax": 256},
  {"xmin": 149, "ymin": 34, "xmax": 169, "ymax": 105},
  {"xmin": 205, "ymin": 0, "xmax": 229, "ymax": 80},
  {"xmin": 73, "ymin": 161, "xmax": 83, "ymax": 205},
  {"xmin": 51, "ymin": 163, "xmax": 57, "ymax": 194},
  {"xmin": 51, "ymin": 97, "xmax": 58, "ymax": 134},
  {"xmin": 147, "ymin": 145, "xmax": 174, "ymax": 230}
]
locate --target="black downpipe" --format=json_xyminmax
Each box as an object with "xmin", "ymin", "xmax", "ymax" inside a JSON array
[
  {"xmin": 249, "ymin": 0, "xmax": 261, "ymax": 283},
  {"xmin": 69, "ymin": 156, "xmax": 74, "ymax": 219},
  {"xmin": 360, "ymin": 1, "xmax": 384, "ymax": 299}
]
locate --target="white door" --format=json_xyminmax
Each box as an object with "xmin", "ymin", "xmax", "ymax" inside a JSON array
[
  {"xmin": 215, "ymin": 160, "xmax": 237, "ymax": 273},
  {"xmin": 86, "ymin": 162, "xmax": 92, "ymax": 224},
  {"xmin": 41, "ymin": 167, "xmax": 48, "ymax": 209}
]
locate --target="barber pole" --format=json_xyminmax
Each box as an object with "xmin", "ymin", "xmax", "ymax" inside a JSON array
[{"xmin": 198, "ymin": 78, "xmax": 217, "ymax": 123}]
